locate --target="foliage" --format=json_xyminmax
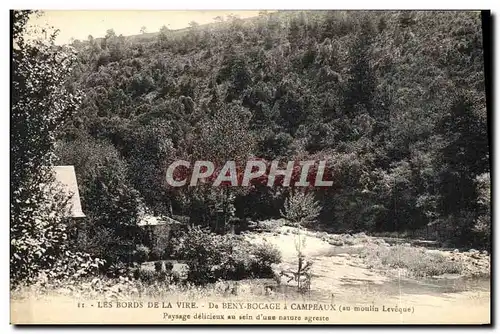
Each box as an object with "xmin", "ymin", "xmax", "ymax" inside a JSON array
[
  {"xmin": 281, "ymin": 191, "xmax": 321, "ymax": 227},
  {"xmin": 473, "ymin": 173, "xmax": 491, "ymax": 249},
  {"xmin": 154, "ymin": 260, "xmax": 165, "ymax": 273},
  {"xmin": 54, "ymin": 136, "xmax": 144, "ymax": 268},
  {"xmin": 54, "ymin": 10, "xmax": 489, "ymax": 250},
  {"xmin": 105, "ymin": 262, "xmax": 134, "ymax": 278},
  {"xmin": 280, "ymin": 190, "xmax": 320, "ymax": 291},
  {"xmin": 134, "ymin": 245, "xmax": 150, "ymax": 264},
  {"xmin": 11, "ymin": 10, "xmax": 102, "ymax": 284},
  {"xmin": 11, "ymin": 274, "xmax": 282, "ymax": 302},
  {"xmin": 251, "ymin": 242, "xmax": 283, "ymax": 277},
  {"xmin": 136, "ymin": 267, "xmax": 156, "ymax": 284},
  {"xmin": 10, "ymin": 181, "xmax": 105, "ymax": 282},
  {"xmin": 48, "ymin": 252, "xmax": 105, "ymax": 280},
  {"xmin": 251, "ymin": 219, "xmax": 285, "ymax": 232},
  {"xmin": 360, "ymin": 244, "xmax": 463, "ymax": 277},
  {"xmin": 148, "ymin": 224, "xmax": 172, "ymax": 259},
  {"xmin": 172, "ymin": 226, "xmax": 282, "ymax": 284}
]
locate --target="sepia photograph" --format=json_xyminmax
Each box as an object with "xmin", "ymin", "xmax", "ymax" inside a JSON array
[{"xmin": 10, "ymin": 9, "xmax": 491, "ymax": 325}]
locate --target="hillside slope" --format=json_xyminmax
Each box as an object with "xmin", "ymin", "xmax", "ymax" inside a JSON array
[{"xmin": 56, "ymin": 10, "xmax": 489, "ymax": 250}]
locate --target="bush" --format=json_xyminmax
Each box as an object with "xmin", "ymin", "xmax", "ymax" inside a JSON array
[
  {"xmin": 154, "ymin": 260, "xmax": 165, "ymax": 273},
  {"xmin": 134, "ymin": 262, "xmax": 189, "ymax": 284},
  {"xmin": 43, "ymin": 251, "xmax": 105, "ymax": 281},
  {"xmin": 251, "ymin": 242, "xmax": 283, "ymax": 277},
  {"xmin": 134, "ymin": 245, "xmax": 150, "ymax": 264},
  {"xmin": 281, "ymin": 191, "xmax": 321, "ymax": 227},
  {"xmin": 165, "ymin": 262, "xmax": 174, "ymax": 271},
  {"xmin": 173, "ymin": 226, "xmax": 282, "ymax": 284},
  {"xmin": 136, "ymin": 267, "xmax": 156, "ymax": 284},
  {"xmin": 360, "ymin": 244, "xmax": 463, "ymax": 277},
  {"xmin": 218, "ymin": 237, "xmax": 255, "ymax": 280},
  {"xmin": 172, "ymin": 226, "xmax": 219, "ymax": 284},
  {"xmin": 106, "ymin": 262, "xmax": 134, "ymax": 278},
  {"xmin": 11, "ymin": 11, "xmax": 89, "ymax": 284},
  {"xmin": 11, "ymin": 179, "xmax": 105, "ymax": 283},
  {"xmin": 254, "ymin": 219, "xmax": 284, "ymax": 232},
  {"xmin": 149, "ymin": 248, "xmax": 164, "ymax": 261}
]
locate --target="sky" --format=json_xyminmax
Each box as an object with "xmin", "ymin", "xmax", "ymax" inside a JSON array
[{"xmin": 27, "ymin": 10, "xmax": 265, "ymax": 45}]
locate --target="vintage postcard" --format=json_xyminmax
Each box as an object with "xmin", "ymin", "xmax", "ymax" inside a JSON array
[{"xmin": 10, "ymin": 9, "xmax": 491, "ymax": 325}]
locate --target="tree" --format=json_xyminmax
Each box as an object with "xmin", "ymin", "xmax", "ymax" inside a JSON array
[
  {"xmin": 158, "ymin": 25, "xmax": 170, "ymax": 48},
  {"xmin": 11, "ymin": 10, "xmax": 100, "ymax": 283},
  {"xmin": 473, "ymin": 173, "xmax": 491, "ymax": 249},
  {"xmin": 100, "ymin": 29, "xmax": 116, "ymax": 49},
  {"xmin": 342, "ymin": 14, "xmax": 377, "ymax": 140},
  {"xmin": 280, "ymin": 190, "xmax": 321, "ymax": 292},
  {"xmin": 140, "ymin": 26, "xmax": 147, "ymax": 34},
  {"xmin": 281, "ymin": 191, "xmax": 321, "ymax": 228},
  {"xmin": 213, "ymin": 16, "xmax": 224, "ymax": 23},
  {"xmin": 55, "ymin": 10, "xmax": 489, "ymax": 250},
  {"xmin": 187, "ymin": 92, "xmax": 256, "ymax": 232},
  {"xmin": 432, "ymin": 91, "xmax": 489, "ymax": 245},
  {"xmin": 55, "ymin": 136, "xmax": 144, "ymax": 268}
]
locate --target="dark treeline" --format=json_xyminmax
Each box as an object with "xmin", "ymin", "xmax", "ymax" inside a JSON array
[{"xmin": 55, "ymin": 11, "xmax": 490, "ymax": 254}]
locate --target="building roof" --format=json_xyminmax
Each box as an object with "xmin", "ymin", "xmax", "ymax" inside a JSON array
[{"xmin": 52, "ymin": 166, "xmax": 85, "ymax": 218}]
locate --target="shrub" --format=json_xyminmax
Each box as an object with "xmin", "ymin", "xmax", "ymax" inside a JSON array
[
  {"xmin": 172, "ymin": 263, "xmax": 189, "ymax": 282},
  {"xmin": 40, "ymin": 251, "xmax": 105, "ymax": 281},
  {"xmin": 134, "ymin": 245, "xmax": 150, "ymax": 264},
  {"xmin": 360, "ymin": 244, "xmax": 463, "ymax": 277},
  {"xmin": 154, "ymin": 260, "xmax": 165, "ymax": 273},
  {"xmin": 11, "ymin": 180, "xmax": 105, "ymax": 283},
  {"xmin": 281, "ymin": 191, "xmax": 321, "ymax": 227},
  {"xmin": 165, "ymin": 262, "xmax": 174, "ymax": 271},
  {"xmin": 10, "ymin": 184, "xmax": 70, "ymax": 283},
  {"xmin": 255, "ymin": 219, "xmax": 284, "ymax": 232},
  {"xmin": 472, "ymin": 173, "xmax": 491, "ymax": 250},
  {"xmin": 134, "ymin": 262, "xmax": 189, "ymax": 284},
  {"xmin": 173, "ymin": 226, "xmax": 282, "ymax": 284},
  {"xmin": 149, "ymin": 248, "xmax": 164, "ymax": 261},
  {"xmin": 218, "ymin": 237, "xmax": 255, "ymax": 280},
  {"xmin": 136, "ymin": 267, "xmax": 156, "ymax": 284},
  {"xmin": 11, "ymin": 11, "xmax": 91, "ymax": 284},
  {"xmin": 172, "ymin": 226, "xmax": 219, "ymax": 284},
  {"xmin": 54, "ymin": 136, "xmax": 144, "ymax": 269},
  {"xmin": 251, "ymin": 242, "xmax": 283, "ymax": 277},
  {"xmin": 106, "ymin": 262, "xmax": 133, "ymax": 278}
]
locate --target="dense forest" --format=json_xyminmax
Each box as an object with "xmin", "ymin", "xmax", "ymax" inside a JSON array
[
  {"xmin": 12, "ymin": 11, "xmax": 491, "ymax": 282},
  {"xmin": 55, "ymin": 11, "xmax": 490, "ymax": 250}
]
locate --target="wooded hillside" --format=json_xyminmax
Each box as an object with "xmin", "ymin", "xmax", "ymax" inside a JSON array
[{"xmin": 55, "ymin": 11, "xmax": 490, "ymax": 251}]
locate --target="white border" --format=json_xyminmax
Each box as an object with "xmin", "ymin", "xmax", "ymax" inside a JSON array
[
  {"xmin": 2, "ymin": 0, "xmax": 498, "ymax": 10},
  {"xmin": 1, "ymin": 1, "xmax": 498, "ymax": 333}
]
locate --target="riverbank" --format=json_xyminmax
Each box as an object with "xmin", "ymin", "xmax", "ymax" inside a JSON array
[{"xmin": 11, "ymin": 222, "xmax": 490, "ymax": 324}]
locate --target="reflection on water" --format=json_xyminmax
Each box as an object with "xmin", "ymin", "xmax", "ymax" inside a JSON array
[
  {"xmin": 252, "ymin": 242, "xmax": 489, "ymax": 304},
  {"xmin": 244, "ymin": 276, "xmax": 489, "ymax": 304},
  {"xmin": 270, "ymin": 277, "xmax": 491, "ymax": 304},
  {"xmin": 340, "ymin": 276, "xmax": 490, "ymax": 297},
  {"xmin": 320, "ymin": 245, "xmax": 490, "ymax": 298}
]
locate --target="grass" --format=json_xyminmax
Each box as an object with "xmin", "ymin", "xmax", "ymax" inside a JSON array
[
  {"xmin": 10, "ymin": 276, "xmax": 292, "ymax": 303},
  {"xmin": 359, "ymin": 244, "xmax": 463, "ymax": 278}
]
